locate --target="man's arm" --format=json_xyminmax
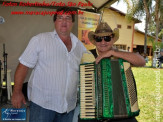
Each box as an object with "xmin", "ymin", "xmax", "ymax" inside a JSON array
[
  {"xmin": 11, "ymin": 63, "xmax": 29, "ymax": 108},
  {"xmin": 96, "ymin": 50, "xmax": 146, "ymax": 66}
]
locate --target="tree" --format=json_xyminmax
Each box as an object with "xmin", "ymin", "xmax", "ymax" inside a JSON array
[
  {"xmin": 142, "ymin": 0, "xmax": 152, "ymax": 56},
  {"xmin": 118, "ymin": 0, "xmax": 163, "ymax": 67},
  {"xmin": 122, "ymin": 0, "xmax": 152, "ymax": 56},
  {"xmin": 148, "ymin": 1, "xmax": 163, "ymax": 43},
  {"xmin": 159, "ymin": 29, "xmax": 163, "ymax": 43},
  {"xmin": 154, "ymin": 0, "xmax": 163, "ymax": 42},
  {"xmin": 158, "ymin": 0, "xmax": 163, "ymax": 43}
]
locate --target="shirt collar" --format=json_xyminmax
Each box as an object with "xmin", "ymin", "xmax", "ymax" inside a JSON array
[
  {"xmin": 53, "ymin": 30, "xmax": 78, "ymax": 52},
  {"xmin": 53, "ymin": 30, "xmax": 57, "ymax": 35}
]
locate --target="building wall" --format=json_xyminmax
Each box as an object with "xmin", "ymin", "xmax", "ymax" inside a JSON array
[
  {"xmin": 134, "ymin": 31, "xmax": 152, "ymax": 46},
  {"xmin": 103, "ymin": 8, "xmax": 134, "ymax": 51}
]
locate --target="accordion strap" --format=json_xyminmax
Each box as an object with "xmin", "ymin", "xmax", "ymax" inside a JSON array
[{"xmin": 90, "ymin": 49, "xmax": 98, "ymax": 58}]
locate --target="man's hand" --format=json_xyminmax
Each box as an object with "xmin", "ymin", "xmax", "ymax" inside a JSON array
[
  {"xmin": 95, "ymin": 50, "xmax": 114, "ymax": 64},
  {"xmin": 11, "ymin": 63, "xmax": 29, "ymax": 108},
  {"xmin": 11, "ymin": 91, "xmax": 26, "ymax": 108},
  {"xmin": 95, "ymin": 49, "xmax": 145, "ymax": 66}
]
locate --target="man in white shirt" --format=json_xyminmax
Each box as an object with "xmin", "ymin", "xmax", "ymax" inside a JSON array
[{"xmin": 11, "ymin": 7, "xmax": 86, "ymax": 122}]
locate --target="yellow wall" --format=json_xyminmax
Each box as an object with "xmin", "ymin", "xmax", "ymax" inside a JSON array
[
  {"xmin": 134, "ymin": 31, "xmax": 152, "ymax": 46},
  {"xmin": 103, "ymin": 9, "xmax": 134, "ymax": 51}
]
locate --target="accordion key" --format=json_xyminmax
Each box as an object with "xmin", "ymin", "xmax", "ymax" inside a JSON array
[{"xmin": 79, "ymin": 58, "xmax": 140, "ymax": 120}]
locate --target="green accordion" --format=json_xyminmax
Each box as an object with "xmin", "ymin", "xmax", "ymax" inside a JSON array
[{"xmin": 79, "ymin": 58, "xmax": 140, "ymax": 120}]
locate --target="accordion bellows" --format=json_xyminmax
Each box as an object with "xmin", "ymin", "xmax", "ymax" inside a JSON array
[{"xmin": 79, "ymin": 58, "xmax": 140, "ymax": 120}]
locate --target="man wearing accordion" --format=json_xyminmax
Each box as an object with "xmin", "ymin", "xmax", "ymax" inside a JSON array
[{"xmin": 78, "ymin": 22, "xmax": 145, "ymax": 122}]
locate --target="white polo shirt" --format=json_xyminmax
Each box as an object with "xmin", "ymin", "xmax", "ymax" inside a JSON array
[{"xmin": 19, "ymin": 30, "xmax": 86, "ymax": 113}]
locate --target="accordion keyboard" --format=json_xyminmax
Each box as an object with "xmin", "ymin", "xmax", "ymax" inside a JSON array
[{"xmin": 80, "ymin": 63, "xmax": 96, "ymax": 119}]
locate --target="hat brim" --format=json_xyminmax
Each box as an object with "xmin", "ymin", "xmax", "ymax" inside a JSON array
[{"xmin": 88, "ymin": 28, "xmax": 119, "ymax": 45}]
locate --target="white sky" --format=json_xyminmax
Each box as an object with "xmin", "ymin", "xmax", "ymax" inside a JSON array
[{"xmin": 111, "ymin": 0, "xmax": 145, "ymax": 32}]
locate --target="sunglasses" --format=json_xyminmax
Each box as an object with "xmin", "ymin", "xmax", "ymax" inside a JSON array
[{"xmin": 94, "ymin": 35, "xmax": 113, "ymax": 42}]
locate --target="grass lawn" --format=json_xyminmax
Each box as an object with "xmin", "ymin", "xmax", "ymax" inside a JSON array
[{"xmin": 132, "ymin": 67, "xmax": 163, "ymax": 122}]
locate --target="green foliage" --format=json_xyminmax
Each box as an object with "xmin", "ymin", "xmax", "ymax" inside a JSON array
[
  {"xmin": 125, "ymin": 0, "xmax": 145, "ymax": 22},
  {"xmin": 150, "ymin": 37, "xmax": 163, "ymax": 52},
  {"xmin": 123, "ymin": 0, "xmax": 163, "ymax": 41},
  {"xmin": 158, "ymin": 29, "xmax": 163, "ymax": 38}
]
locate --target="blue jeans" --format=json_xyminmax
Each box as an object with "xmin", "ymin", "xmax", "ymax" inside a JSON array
[{"xmin": 29, "ymin": 101, "xmax": 74, "ymax": 122}]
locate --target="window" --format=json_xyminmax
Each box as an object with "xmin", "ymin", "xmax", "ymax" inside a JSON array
[
  {"xmin": 113, "ymin": 44, "xmax": 127, "ymax": 50},
  {"xmin": 117, "ymin": 24, "xmax": 121, "ymax": 28},
  {"xmin": 127, "ymin": 25, "xmax": 132, "ymax": 29}
]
